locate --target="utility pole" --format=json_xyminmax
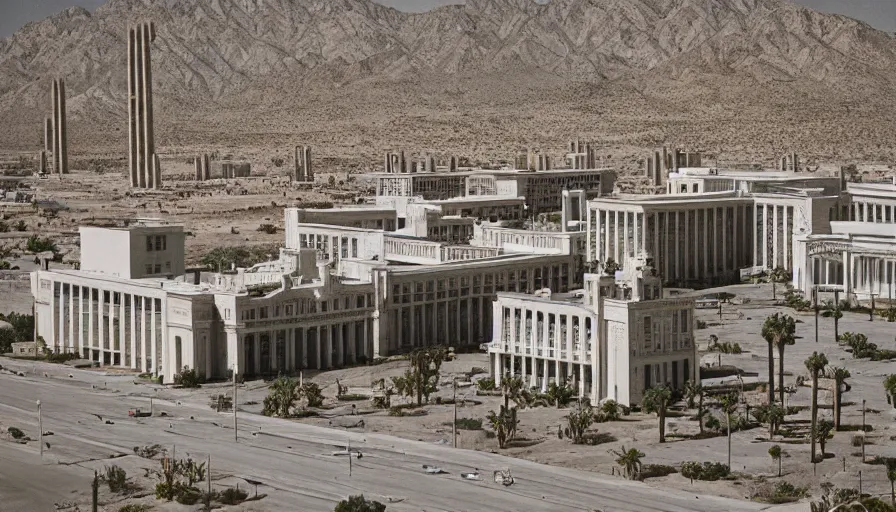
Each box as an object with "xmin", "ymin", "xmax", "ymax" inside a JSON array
[
  {"xmin": 861, "ymin": 399, "xmax": 866, "ymax": 462},
  {"xmin": 233, "ymin": 366, "xmax": 238, "ymax": 443},
  {"xmin": 453, "ymin": 378, "xmax": 458, "ymax": 448},
  {"xmin": 37, "ymin": 400, "xmax": 42, "ymax": 459},
  {"xmin": 206, "ymin": 454, "xmax": 211, "ymax": 508},
  {"xmin": 348, "ymin": 438, "xmax": 352, "ymax": 477},
  {"xmin": 91, "ymin": 470, "xmax": 98, "ymax": 512}
]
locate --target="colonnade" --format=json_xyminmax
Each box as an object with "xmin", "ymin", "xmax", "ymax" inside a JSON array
[
  {"xmin": 850, "ymin": 201, "xmax": 896, "ymax": 223},
  {"xmin": 240, "ymin": 318, "xmax": 372, "ymax": 376},
  {"xmin": 589, "ymin": 204, "xmax": 753, "ymax": 284},
  {"xmin": 754, "ymin": 202, "xmax": 796, "ymax": 271},
  {"xmin": 492, "ymin": 303, "xmax": 595, "ymax": 397},
  {"xmin": 47, "ymin": 280, "xmax": 164, "ymax": 375}
]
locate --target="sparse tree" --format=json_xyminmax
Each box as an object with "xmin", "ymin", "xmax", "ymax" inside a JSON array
[
  {"xmin": 486, "ymin": 405, "xmax": 518, "ymax": 449},
  {"xmin": 805, "ymin": 351, "xmax": 830, "ymax": 462},
  {"xmin": 884, "ymin": 375, "xmax": 896, "ymax": 409},
  {"xmin": 821, "ymin": 299, "xmax": 845, "ymax": 344},
  {"xmin": 753, "ymin": 403, "xmax": 785, "ymax": 440},
  {"xmin": 391, "ymin": 346, "xmax": 447, "ymax": 406},
  {"xmin": 827, "ymin": 366, "xmax": 851, "ymax": 430},
  {"xmin": 813, "ymin": 420, "xmax": 833, "ymax": 458},
  {"xmin": 762, "ymin": 313, "xmax": 796, "ymax": 405},
  {"xmin": 684, "ymin": 380, "xmax": 706, "ymax": 433},
  {"xmin": 599, "ymin": 399, "xmax": 621, "ymax": 422},
  {"xmin": 767, "ymin": 267, "xmax": 791, "ymax": 300},
  {"xmin": 566, "ymin": 400, "xmax": 594, "ymax": 444},
  {"xmin": 642, "ymin": 386, "xmax": 672, "ymax": 443},
  {"xmin": 263, "ymin": 376, "xmax": 301, "ymax": 417},
  {"xmin": 609, "ymin": 446, "xmax": 644, "ymax": 480},
  {"xmin": 719, "ymin": 391, "xmax": 740, "ymax": 469},
  {"xmin": 885, "ymin": 458, "xmax": 896, "ymax": 506},
  {"xmin": 768, "ymin": 445, "xmax": 783, "ymax": 477}
]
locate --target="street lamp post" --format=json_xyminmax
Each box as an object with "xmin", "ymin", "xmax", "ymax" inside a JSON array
[
  {"xmin": 36, "ymin": 400, "xmax": 42, "ymax": 459},
  {"xmin": 232, "ymin": 365, "xmax": 238, "ymax": 443},
  {"xmin": 453, "ymin": 378, "xmax": 458, "ymax": 448}
]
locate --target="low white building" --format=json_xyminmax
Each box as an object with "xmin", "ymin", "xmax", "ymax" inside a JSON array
[{"xmin": 488, "ymin": 257, "xmax": 697, "ymax": 406}]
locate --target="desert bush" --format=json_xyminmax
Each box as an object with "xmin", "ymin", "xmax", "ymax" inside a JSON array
[
  {"xmin": 26, "ymin": 235, "xmax": 57, "ymax": 254},
  {"xmin": 639, "ymin": 464, "xmax": 678, "ymax": 480},
  {"xmin": 545, "ymin": 381, "xmax": 575, "ymax": 408},
  {"xmin": 133, "ymin": 444, "xmax": 164, "ymax": 458},
  {"xmin": 118, "ymin": 505, "xmax": 152, "ymax": 512},
  {"xmin": 257, "ymin": 224, "xmax": 278, "ymax": 234},
  {"xmin": 476, "ymin": 377, "xmax": 496, "ymax": 391},
  {"xmin": 7, "ymin": 426, "xmax": 25, "ymax": 439},
  {"xmin": 469, "ymin": 367, "xmax": 488, "ymax": 376},
  {"xmin": 219, "ymin": 486, "xmax": 249, "ymax": 505},
  {"xmin": 173, "ymin": 366, "xmax": 202, "ymax": 388},
  {"xmin": 335, "ymin": 494, "xmax": 386, "ymax": 512},
  {"xmin": 454, "ymin": 418, "xmax": 483, "ymax": 430},
  {"xmin": 598, "ymin": 399, "xmax": 622, "ymax": 422},
  {"xmin": 680, "ymin": 461, "xmax": 730, "ymax": 482},
  {"xmin": 101, "ymin": 465, "xmax": 128, "ymax": 493},
  {"xmin": 45, "ymin": 350, "xmax": 79, "ymax": 364}
]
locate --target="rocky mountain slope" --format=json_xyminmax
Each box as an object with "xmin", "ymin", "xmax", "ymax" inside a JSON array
[{"xmin": 1, "ymin": 0, "xmax": 895, "ymax": 164}]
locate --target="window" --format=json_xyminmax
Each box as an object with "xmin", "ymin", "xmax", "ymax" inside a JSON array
[
  {"xmin": 692, "ymin": 184, "xmax": 698, "ymax": 193},
  {"xmin": 155, "ymin": 235, "xmax": 163, "ymax": 251},
  {"xmin": 321, "ymin": 301, "xmax": 328, "ymax": 312},
  {"xmin": 643, "ymin": 316, "xmax": 652, "ymax": 352},
  {"xmin": 259, "ymin": 307, "xmax": 268, "ymax": 319},
  {"xmin": 285, "ymin": 304, "xmax": 293, "ymax": 316},
  {"xmin": 680, "ymin": 310, "xmax": 689, "ymax": 333},
  {"xmin": 165, "ymin": 261, "xmax": 171, "ymax": 271},
  {"xmin": 274, "ymin": 305, "xmax": 281, "ymax": 317},
  {"xmin": 146, "ymin": 237, "xmax": 153, "ymax": 251},
  {"xmin": 154, "ymin": 264, "xmax": 161, "ymax": 274},
  {"xmin": 357, "ymin": 295, "xmax": 365, "ymax": 308},
  {"xmin": 145, "ymin": 264, "xmax": 153, "ymax": 275}
]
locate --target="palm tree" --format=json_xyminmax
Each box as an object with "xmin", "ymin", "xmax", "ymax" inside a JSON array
[
  {"xmin": 827, "ymin": 366, "xmax": 851, "ymax": 430},
  {"xmin": 609, "ymin": 446, "xmax": 644, "ymax": 480},
  {"xmin": 767, "ymin": 266, "xmax": 791, "ymax": 300},
  {"xmin": 821, "ymin": 299, "xmax": 845, "ymax": 344},
  {"xmin": 762, "ymin": 313, "xmax": 796, "ymax": 405},
  {"xmin": 684, "ymin": 380, "xmax": 706, "ymax": 434},
  {"xmin": 768, "ymin": 445, "xmax": 782, "ymax": 477},
  {"xmin": 719, "ymin": 391, "xmax": 740, "ymax": 469},
  {"xmin": 642, "ymin": 386, "xmax": 672, "ymax": 443},
  {"xmin": 885, "ymin": 458, "xmax": 896, "ymax": 506},
  {"xmin": 805, "ymin": 351, "xmax": 829, "ymax": 462}
]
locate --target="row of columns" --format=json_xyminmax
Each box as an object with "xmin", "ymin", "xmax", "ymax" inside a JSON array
[
  {"xmin": 128, "ymin": 21, "xmax": 161, "ymax": 189},
  {"xmin": 754, "ymin": 203, "xmax": 794, "ymax": 271},
  {"xmin": 589, "ymin": 205, "xmax": 752, "ymax": 284},
  {"xmin": 240, "ymin": 319, "xmax": 371, "ymax": 375},
  {"xmin": 49, "ymin": 281, "xmax": 162, "ymax": 376},
  {"xmin": 494, "ymin": 304, "xmax": 594, "ymax": 396},
  {"xmin": 41, "ymin": 79, "xmax": 68, "ymax": 175},
  {"xmin": 851, "ymin": 201, "xmax": 896, "ymax": 224}
]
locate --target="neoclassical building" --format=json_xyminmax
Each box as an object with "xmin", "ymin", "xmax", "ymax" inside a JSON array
[{"xmin": 488, "ymin": 257, "xmax": 697, "ymax": 405}]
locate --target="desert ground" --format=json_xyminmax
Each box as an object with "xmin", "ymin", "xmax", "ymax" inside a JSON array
[{"xmin": 2, "ymin": 281, "xmax": 896, "ymax": 510}]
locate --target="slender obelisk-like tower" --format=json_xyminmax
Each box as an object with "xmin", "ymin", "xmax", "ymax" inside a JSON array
[{"xmin": 128, "ymin": 22, "xmax": 158, "ymax": 189}]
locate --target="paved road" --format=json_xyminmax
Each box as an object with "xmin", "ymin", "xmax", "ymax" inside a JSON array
[{"xmin": 0, "ymin": 365, "xmax": 781, "ymax": 512}]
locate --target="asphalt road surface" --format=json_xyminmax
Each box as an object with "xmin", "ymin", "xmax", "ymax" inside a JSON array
[{"xmin": 0, "ymin": 365, "xmax": 783, "ymax": 512}]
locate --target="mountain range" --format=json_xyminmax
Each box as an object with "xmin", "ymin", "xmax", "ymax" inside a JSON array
[{"xmin": 1, "ymin": 0, "xmax": 895, "ymax": 166}]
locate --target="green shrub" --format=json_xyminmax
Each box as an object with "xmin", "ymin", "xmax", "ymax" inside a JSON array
[
  {"xmin": 257, "ymin": 224, "xmax": 278, "ymax": 234},
  {"xmin": 476, "ymin": 378, "xmax": 496, "ymax": 391},
  {"xmin": 334, "ymin": 494, "xmax": 386, "ymax": 512},
  {"xmin": 174, "ymin": 485, "xmax": 201, "ymax": 505},
  {"xmin": 337, "ymin": 394, "xmax": 369, "ymax": 402},
  {"xmin": 101, "ymin": 465, "xmax": 128, "ymax": 493},
  {"xmin": 219, "ymin": 486, "xmax": 248, "ymax": 505},
  {"xmin": 26, "ymin": 235, "xmax": 57, "ymax": 254},
  {"xmin": 680, "ymin": 461, "xmax": 730, "ymax": 481},
  {"xmin": 46, "ymin": 350, "xmax": 79, "ymax": 364},
  {"xmin": 173, "ymin": 366, "xmax": 202, "ymax": 388},
  {"xmin": 118, "ymin": 505, "xmax": 152, "ymax": 512},
  {"xmin": 7, "ymin": 426, "xmax": 26, "ymax": 439},
  {"xmin": 454, "ymin": 418, "xmax": 483, "ymax": 430},
  {"xmin": 639, "ymin": 464, "xmax": 677, "ymax": 480}
]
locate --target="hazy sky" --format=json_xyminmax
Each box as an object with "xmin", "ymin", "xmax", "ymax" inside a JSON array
[{"xmin": 1, "ymin": 0, "xmax": 894, "ymax": 38}]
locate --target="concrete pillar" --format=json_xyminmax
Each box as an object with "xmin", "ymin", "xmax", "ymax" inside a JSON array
[
  {"xmin": 97, "ymin": 291, "xmax": 104, "ymax": 365},
  {"xmin": 150, "ymin": 298, "xmax": 157, "ymax": 376},
  {"xmin": 130, "ymin": 294, "xmax": 137, "ymax": 369},
  {"xmin": 44, "ymin": 117, "xmax": 52, "ymax": 154},
  {"xmin": 129, "ymin": 22, "xmax": 157, "ymax": 189},
  {"xmin": 195, "ymin": 157, "xmax": 202, "ymax": 181},
  {"xmin": 50, "ymin": 80, "xmax": 59, "ymax": 175},
  {"xmin": 55, "ymin": 79, "xmax": 68, "ymax": 174},
  {"xmin": 87, "ymin": 289, "xmax": 94, "ymax": 361},
  {"xmin": 152, "ymin": 153, "xmax": 161, "ymax": 189}
]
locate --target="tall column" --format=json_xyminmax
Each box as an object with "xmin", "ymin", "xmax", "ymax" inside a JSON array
[
  {"xmin": 78, "ymin": 288, "xmax": 85, "ymax": 357},
  {"xmin": 55, "ymin": 79, "xmax": 68, "ymax": 174},
  {"xmin": 128, "ymin": 22, "xmax": 157, "ymax": 189},
  {"xmin": 704, "ymin": 209, "xmax": 710, "ymax": 278},
  {"xmin": 762, "ymin": 204, "xmax": 769, "ymax": 268},
  {"xmin": 782, "ymin": 206, "xmax": 790, "ymax": 270},
  {"xmin": 150, "ymin": 297, "xmax": 158, "ymax": 376},
  {"xmin": 68, "ymin": 285, "xmax": 75, "ymax": 352},
  {"xmin": 88, "ymin": 289, "xmax": 95, "ymax": 361},
  {"xmin": 50, "ymin": 81, "xmax": 59, "ymax": 175},
  {"xmin": 58, "ymin": 284, "xmax": 65, "ymax": 351},
  {"xmin": 97, "ymin": 291, "xmax": 104, "ymax": 365},
  {"xmin": 772, "ymin": 205, "xmax": 780, "ymax": 268},
  {"xmin": 623, "ymin": 211, "xmax": 630, "ymax": 261},
  {"xmin": 603, "ymin": 210, "xmax": 610, "ymax": 263},
  {"xmin": 130, "ymin": 294, "xmax": 137, "ymax": 369},
  {"xmin": 613, "ymin": 211, "xmax": 620, "ymax": 263}
]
